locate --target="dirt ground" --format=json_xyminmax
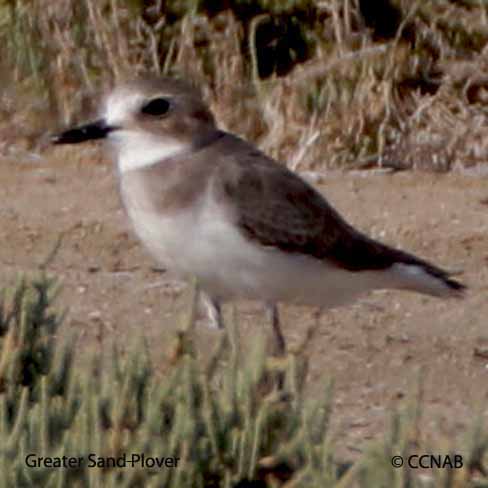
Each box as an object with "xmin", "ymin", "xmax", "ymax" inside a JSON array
[{"xmin": 1, "ymin": 144, "xmax": 487, "ymax": 457}]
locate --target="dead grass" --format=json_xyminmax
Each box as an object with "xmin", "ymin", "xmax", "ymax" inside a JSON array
[{"xmin": 1, "ymin": 0, "xmax": 488, "ymax": 170}]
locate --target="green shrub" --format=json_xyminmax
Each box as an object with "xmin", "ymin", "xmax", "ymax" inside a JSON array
[{"xmin": 0, "ymin": 277, "xmax": 486, "ymax": 487}]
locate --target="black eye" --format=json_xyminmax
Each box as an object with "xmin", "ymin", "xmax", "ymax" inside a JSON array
[{"xmin": 141, "ymin": 97, "xmax": 171, "ymax": 116}]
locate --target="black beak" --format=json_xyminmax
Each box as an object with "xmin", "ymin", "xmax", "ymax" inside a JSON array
[{"xmin": 52, "ymin": 119, "xmax": 116, "ymax": 145}]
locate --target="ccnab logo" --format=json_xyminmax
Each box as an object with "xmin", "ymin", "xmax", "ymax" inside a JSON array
[{"xmin": 408, "ymin": 455, "xmax": 463, "ymax": 469}]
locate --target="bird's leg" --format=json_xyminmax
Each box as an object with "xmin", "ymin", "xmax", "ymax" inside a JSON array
[
  {"xmin": 301, "ymin": 307, "xmax": 323, "ymax": 349},
  {"xmin": 198, "ymin": 291, "xmax": 224, "ymax": 329},
  {"xmin": 265, "ymin": 303, "xmax": 286, "ymax": 356},
  {"xmin": 263, "ymin": 302, "xmax": 287, "ymax": 391}
]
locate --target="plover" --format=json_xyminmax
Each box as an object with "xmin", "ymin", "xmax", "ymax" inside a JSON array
[{"xmin": 52, "ymin": 77, "xmax": 465, "ymax": 352}]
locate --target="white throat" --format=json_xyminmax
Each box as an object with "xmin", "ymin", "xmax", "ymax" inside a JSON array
[{"xmin": 112, "ymin": 130, "xmax": 188, "ymax": 173}]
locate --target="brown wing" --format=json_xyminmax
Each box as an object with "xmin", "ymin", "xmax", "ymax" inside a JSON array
[{"xmin": 218, "ymin": 136, "xmax": 460, "ymax": 283}]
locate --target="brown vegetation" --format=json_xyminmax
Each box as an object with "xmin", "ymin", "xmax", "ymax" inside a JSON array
[{"xmin": 1, "ymin": 0, "xmax": 488, "ymax": 171}]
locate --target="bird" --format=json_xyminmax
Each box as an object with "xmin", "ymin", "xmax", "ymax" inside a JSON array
[{"xmin": 52, "ymin": 76, "xmax": 465, "ymax": 354}]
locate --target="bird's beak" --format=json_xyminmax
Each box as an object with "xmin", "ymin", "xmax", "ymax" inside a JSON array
[{"xmin": 52, "ymin": 119, "xmax": 116, "ymax": 145}]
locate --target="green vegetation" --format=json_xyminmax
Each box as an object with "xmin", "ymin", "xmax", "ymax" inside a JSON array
[{"xmin": 0, "ymin": 277, "xmax": 486, "ymax": 487}]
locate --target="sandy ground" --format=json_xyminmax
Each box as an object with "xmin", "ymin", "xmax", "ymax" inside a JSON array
[{"xmin": 1, "ymin": 144, "xmax": 487, "ymax": 457}]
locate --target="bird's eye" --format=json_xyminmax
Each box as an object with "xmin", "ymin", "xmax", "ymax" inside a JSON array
[{"xmin": 141, "ymin": 97, "xmax": 171, "ymax": 116}]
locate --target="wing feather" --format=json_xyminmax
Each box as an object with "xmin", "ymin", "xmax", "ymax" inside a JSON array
[{"xmin": 216, "ymin": 137, "xmax": 460, "ymax": 286}]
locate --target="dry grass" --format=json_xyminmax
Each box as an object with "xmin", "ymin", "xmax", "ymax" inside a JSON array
[{"xmin": 1, "ymin": 0, "xmax": 488, "ymax": 172}]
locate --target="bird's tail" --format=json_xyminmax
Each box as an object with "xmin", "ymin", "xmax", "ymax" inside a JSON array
[{"xmin": 389, "ymin": 260, "xmax": 465, "ymax": 298}]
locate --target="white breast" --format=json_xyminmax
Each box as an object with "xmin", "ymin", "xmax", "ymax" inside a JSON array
[{"xmin": 123, "ymin": 187, "xmax": 398, "ymax": 307}]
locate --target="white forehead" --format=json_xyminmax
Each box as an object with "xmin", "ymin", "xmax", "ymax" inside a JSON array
[{"xmin": 104, "ymin": 88, "xmax": 145, "ymax": 126}]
